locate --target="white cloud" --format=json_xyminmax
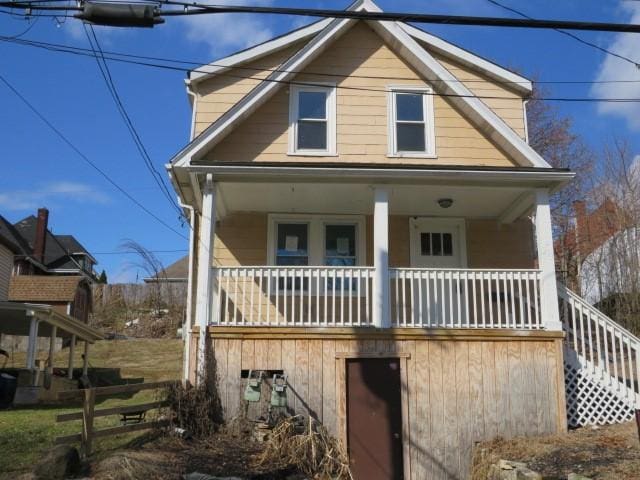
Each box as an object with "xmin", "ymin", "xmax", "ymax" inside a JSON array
[
  {"xmin": 178, "ymin": 1, "xmax": 274, "ymax": 56},
  {"xmin": 0, "ymin": 181, "xmax": 110, "ymax": 212},
  {"xmin": 591, "ymin": 3, "xmax": 640, "ymax": 130}
]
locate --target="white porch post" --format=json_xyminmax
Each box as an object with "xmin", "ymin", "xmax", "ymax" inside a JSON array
[
  {"xmin": 373, "ymin": 187, "xmax": 391, "ymax": 328},
  {"xmin": 195, "ymin": 174, "xmax": 217, "ymax": 383},
  {"xmin": 67, "ymin": 334, "xmax": 76, "ymax": 380},
  {"xmin": 535, "ymin": 188, "xmax": 562, "ymax": 330}
]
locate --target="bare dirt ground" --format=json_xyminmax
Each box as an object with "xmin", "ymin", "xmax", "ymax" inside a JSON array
[
  {"xmin": 472, "ymin": 421, "xmax": 640, "ymax": 480},
  {"xmin": 91, "ymin": 433, "xmax": 300, "ymax": 480}
]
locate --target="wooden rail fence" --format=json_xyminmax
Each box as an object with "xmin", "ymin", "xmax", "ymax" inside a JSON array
[{"xmin": 55, "ymin": 381, "xmax": 175, "ymax": 456}]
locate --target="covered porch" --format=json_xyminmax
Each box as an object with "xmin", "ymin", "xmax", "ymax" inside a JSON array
[{"xmin": 172, "ymin": 163, "xmax": 573, "ymax": 334}]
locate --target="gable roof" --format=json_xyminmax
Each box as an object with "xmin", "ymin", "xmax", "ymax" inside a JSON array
[
  {"xmin": 12, "ymin": 215, "xmax": 96, "ymax": 272},
  {"xmin": 0, "ymin": 215, "xmax": 27, "ymax": 254},
  {"xmin": 144, "ymin": 255, "xmax": 189, "ymax": 283},
  {"xmin": 171, "ymin": 0, "xmax": 549, "ymax": 170},
  {"xmin": 8, "ymin": 275, "xmax": 86, "ymax": 303},
  {"xmin": 188, "ymin": 6, "xmax": 532, "ymax": 96}
]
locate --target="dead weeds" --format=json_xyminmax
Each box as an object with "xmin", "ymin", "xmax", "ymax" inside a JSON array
[
  {"xmin": 259, "ymin": 415, "xmax": 352, "ymax": 480},
  {"xmin": 92, "ymin": 433, "xmax": 296, "ymax": 480},
  {"xmin": 472, "ymin": 421, "xmax": 640, "ymax": 480}
]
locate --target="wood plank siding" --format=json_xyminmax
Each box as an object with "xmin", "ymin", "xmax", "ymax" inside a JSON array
[
  {"xmin": 0, "ymin": 243, "xmax": 13, "ymax": 301},
  {"xmin": 198, "ymin": 23, "xmax": 524, "ymax": 167},
  {"xmin": 198, "ymin": 327, "xmax": 566, "ymax": 480},
  {"xmin": 212, "ymin": 212, "xmax": 535, "ymax": 269}
]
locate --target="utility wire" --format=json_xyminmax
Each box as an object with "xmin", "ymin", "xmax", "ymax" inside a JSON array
[
  {"xmin": 4, "ymin": 1, "xmax": 640, "ymax": 33},
  {"xmin": 484, "ymin": 0, "xmax": 640, "ymax": 69},
  {"xmin": 82, "ymin": 23, "xmax": 184, "ymax": 218},
  {"xmin": 0, "ymin": 72, "xmax": 188, "ymax": 240},
  {"xmin": 4, "ymin": 34, "xmax": 640, "ymax": 101}
]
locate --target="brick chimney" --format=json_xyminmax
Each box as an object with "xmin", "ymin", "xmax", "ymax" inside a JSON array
[{"xmin": 33, "ymin": 207, "xmax": 49, "ymax": 264}]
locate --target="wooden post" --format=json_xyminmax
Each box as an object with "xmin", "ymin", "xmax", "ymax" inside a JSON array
[
  {"xmin": 82, "ymin": 387, "xmax": 96, "ymax": 457},
  {"xmin": 68, "ymin": 335, "xmax": 76, "ymax": 380},
  {"xmin": 47, "ymin": 325, "xmax": 57, "ymax": 378},
  {"xmin": 195, "ymin": 174, "xmax": 217, "ymax": 384},
  {"xmin": 82, "ymin": 341, "xmax": 90, "ymax": 377},
  {"xmin": 373, "ymin": 187, "xmax": 391, "ymax": 328},
  {"xmin": 534, "ymin": 188, "xmax": 562, "ymax": 330}
]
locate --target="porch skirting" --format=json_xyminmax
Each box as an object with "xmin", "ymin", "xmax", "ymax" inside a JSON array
[{"xmin": 189, "ymin": 327, "xmax": 567, "ymax": 480}]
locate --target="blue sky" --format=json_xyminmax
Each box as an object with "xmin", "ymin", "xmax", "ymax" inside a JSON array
[{"xmin": 1, "ymin": 0, "xmax": 639, "ymax": 282}]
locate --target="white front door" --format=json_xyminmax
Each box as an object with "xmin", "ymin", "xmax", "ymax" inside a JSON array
[
  {"xmin": 409, "ymin": 218, "xmax": 467, "ymax": 325},
  {"xmin": 409, "ymin": 218, "xmax": 466, "ymax": 268}
]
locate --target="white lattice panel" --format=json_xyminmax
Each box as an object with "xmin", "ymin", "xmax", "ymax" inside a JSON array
[{"xmin": 564, "ymin": 360, "xmax": 635, "ymax": 427}]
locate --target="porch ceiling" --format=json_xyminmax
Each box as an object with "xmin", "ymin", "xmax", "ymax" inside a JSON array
[{"xmin": 218, "ymin": 181, "xmax": 528, "ymax": 218}]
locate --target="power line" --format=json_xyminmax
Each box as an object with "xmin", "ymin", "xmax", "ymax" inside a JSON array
[
  {"xmin": 4, "ymin": 1, "xmax": 640, "ymax": 33},
  {"xmin": 82, "ymin": 23, "xmax": 183, "ymax": 217},
  {"xmin": 484, "ymin": 0, "xmax": 640, "ymax": 69},
  {"xmin": 0, "ymin": 72, "xmax": 188, "ymax": 240},
  {"xmin": 3, "ymin": 34, "xmax": 640, "ymax": 102}
]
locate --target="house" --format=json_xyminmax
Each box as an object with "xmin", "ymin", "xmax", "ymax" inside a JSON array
[
  {"xmin": 0, "ymin": 209, "xmax": 95, "ymax": 352},
  {"xmin": 8, "ymin": 208, "xmax": 97, "ymax": 280},
  {"xmin": 167, "ymin": 2, "xmax": 640, "ymax": 478},
  {"xmin": 0, "ymin": 226, "xmax": 20, "ymax": 302},
  {"xmin": 143, "ymin": 255, "xmax": 189, "ymax": 284}
]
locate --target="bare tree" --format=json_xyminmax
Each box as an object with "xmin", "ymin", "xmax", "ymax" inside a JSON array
[
  {"xmin": 580, "ymin": 140, "xmax": 640, "ymax": 334},
  {"xmin": 527, "ymin": 85, "xmax": 595, "ymax": 284}
]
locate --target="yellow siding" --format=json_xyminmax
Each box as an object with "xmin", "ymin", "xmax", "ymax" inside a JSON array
[
  {"xmin": 193, "ymin": 42, "xmax": 307, "ymax": 137},
  {"xmin": 213, "ymin": 213, "xmax": 534, "ymax": 269},
  {"xmin": 200, "ymin": 22, "xmax": 524, "ymax": 167},
  {"xmin": 429, "ymin": 50, "xmax": 527, "ymax": 138}
]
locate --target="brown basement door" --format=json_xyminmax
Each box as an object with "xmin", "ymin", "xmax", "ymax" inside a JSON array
[{"xmin": 346, "ymin": 358, "xmax": 404, "ymax": 480}]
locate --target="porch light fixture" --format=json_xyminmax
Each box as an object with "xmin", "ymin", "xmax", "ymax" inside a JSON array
[{"xmin": 437, "ymin": 198, "xmax": 453, "ymax": 209}]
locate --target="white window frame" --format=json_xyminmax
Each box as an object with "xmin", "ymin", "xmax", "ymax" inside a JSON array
[
  {"xmin": 267, "ymin": 214, "xmax": 366, "ymax": 266},
  {"xmin": 288, "ymin": 83, "xmax": 337, "ymax": 156},
  {"xmin": 387, "ymin": 85, "xmax": 436, "ymax": 158}
]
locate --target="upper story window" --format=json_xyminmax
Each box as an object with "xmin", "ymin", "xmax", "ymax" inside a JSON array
[
  {"xmin": 288, "ymin": 84, "xmax": 336, "ymax": 156},
  {"xmin": 388, "ymin": 87, "xmax": 436, "ymax": 157}
]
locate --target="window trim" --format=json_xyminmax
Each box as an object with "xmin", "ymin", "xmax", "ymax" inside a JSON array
[
  {"xmin": 267, "ymin": 214, "xmax": 366, "ymax": 266},
  {"xmin": 288, "ymin": 83, "xmax": 337, "ymax": 156},
  {"xmin": 387, "ymin": 85, "xmax": 436, "ymax": 158}
]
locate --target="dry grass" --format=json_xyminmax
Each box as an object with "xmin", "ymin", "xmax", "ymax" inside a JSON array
[
  {"xmin": 259, "ymin": 415, "xmax": 352, "ymax": 480},
  {"xmin": 165, "ymin": 382, "xmax": 223, "ymax": 438},
  {"xmin": 472, "ymin": 421, "xmax": 640, "ymax": 480}
]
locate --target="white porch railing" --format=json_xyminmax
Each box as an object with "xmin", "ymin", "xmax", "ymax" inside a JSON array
[
  {"xmin": 211, "ymin": 266, "xmax": 543, "ymax": 329},
  {"xmin": 559, "ymin": 285, "xmax": 640, "ymax": 425},
  {"xmin": 390, "ymin": 268, "xmax": 543, "ymax": 329},
  {"xmin": 211, "ymin": 266, "xmax": 375, "ymax": 327}
]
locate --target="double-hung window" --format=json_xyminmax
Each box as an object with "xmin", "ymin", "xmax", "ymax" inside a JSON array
[
  {"xmin": 289, "ymin": 84, "xmax": 336, "ymax": 155},
  {"xmin": 388, "ymin": 87, "xmax": 435, "ymax": 157}
]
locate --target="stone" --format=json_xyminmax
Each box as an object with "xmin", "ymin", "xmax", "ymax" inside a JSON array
[
  {"xmin": 32, "ymin": 445, "xmax": 80, "ymax": 480},
  {"xmin": 498, "ymin": 459, "xmax": 528, "ymax": 470},
  {"xmin": 516, "ymin": 468, "xmax": 542, "ymax": 480},
  {"xmin": 567, "ymin": 474, "xmax": 592, "ymax": 480}
]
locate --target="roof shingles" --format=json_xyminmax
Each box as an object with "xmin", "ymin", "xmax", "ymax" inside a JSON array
[{"xmin": 8, "ymin": 275, "xmax": 85, "ymax": 302}]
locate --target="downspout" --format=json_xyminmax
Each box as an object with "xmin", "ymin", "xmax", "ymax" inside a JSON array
[
  {"xmin": 523, "ymin": 99, "xmax": 530, "ymax": 144},
  {"xmin": 186, "ymin": 79, "xmax": 198, "ymax": 142},
  {"xmin": 179, "ymin": 200, "xmax": 197, "ymax": 384}
]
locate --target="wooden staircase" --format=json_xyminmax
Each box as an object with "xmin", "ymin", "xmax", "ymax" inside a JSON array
[{"xmin": 558, "ymin": 285, "xmax": 640, "ymax": 426}]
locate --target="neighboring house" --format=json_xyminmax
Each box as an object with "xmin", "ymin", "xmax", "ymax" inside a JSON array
[
  {"xmin": 166, "ymin": 2, "xmax": 639, "ymax": 478},
  {"xmin": 8, "ymin": 276, "xmax": 92, "ymax": 324},
  {"xmin": 143, "ymin": 255, "xmax": 188, "ymax": 284},
  {"xmin": 0, "ymin": 229, "xmax": 20, "ymax": 301},
  {"xmin": 9, "ymin": 208, "xmax": 97, "ymax": 280}
]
